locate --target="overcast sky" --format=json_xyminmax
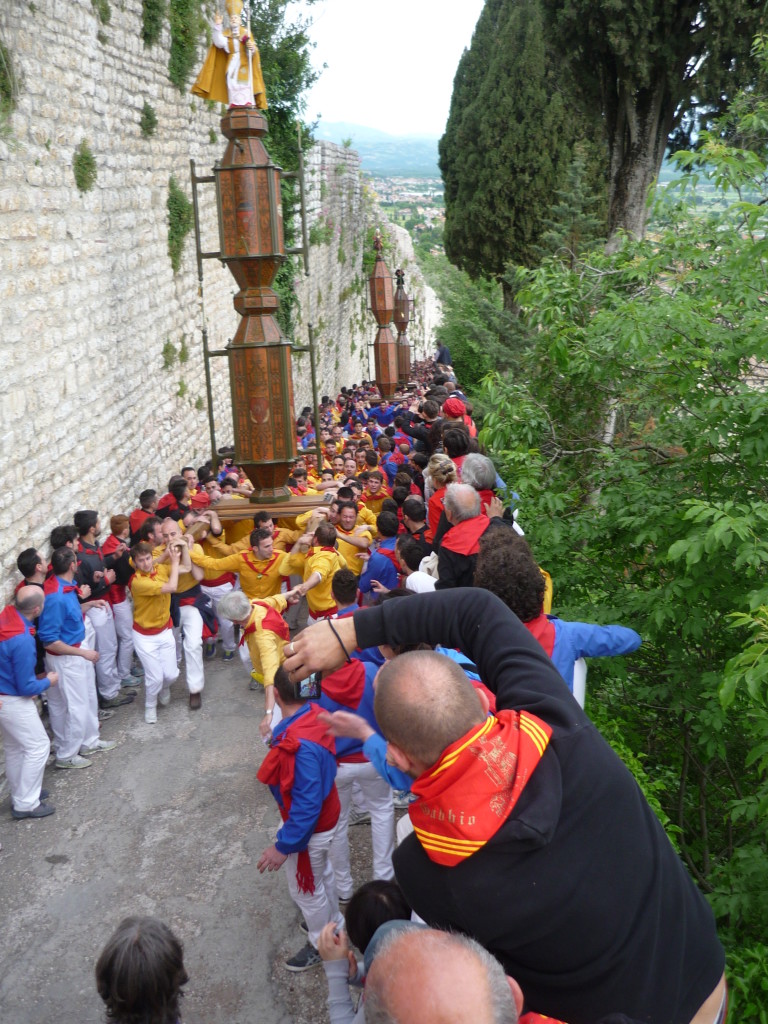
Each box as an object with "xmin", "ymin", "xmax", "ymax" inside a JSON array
[{"xmin": 294, "ymin": 0, "xmax": 486, "ymax": 136}]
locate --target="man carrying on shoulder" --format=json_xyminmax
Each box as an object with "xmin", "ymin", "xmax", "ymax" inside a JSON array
[
  {"xmin": 279, "ymin": 522, "xmax": 348, "ymax": 626},
  {"xmin": 0, "ymin": 586, "xmax": 58, "ymax": 819},
  {"xmin": 156, "ymin": 519, "xmax": 208, "ymax": 711},
  {"xmin": 129, "ymin": 541, "xmax": 181, "ymax": 724}
]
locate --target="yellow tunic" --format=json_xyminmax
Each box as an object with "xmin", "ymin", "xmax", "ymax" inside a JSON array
[
  {"xmin": 130, "ymin": 565, "xmax": 172, "ymax": 631},
  {"xmin": 193, "ymin": 548, "xmax": 284, "ymax": 600},
  {"xmin": 335, "ymin": 526, "xmax": 373, "ymax": 577},
  {"xmin": 279, "ymin": 546, "xmax": 347, "ymax": 614},
  {"xmin": 242, "ymin": 593, "xmax": 289, "ymax": 690}
]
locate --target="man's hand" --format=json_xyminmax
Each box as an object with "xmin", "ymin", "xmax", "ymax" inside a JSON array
[
  {"xmin": 79, "ymin": 584, "xmax": 92, "ymax": 600},
  {"xmin": 484, "ymin": 495, "xmax": 504, "ymax": 519},
  {"xmin": 317, "ymin": 923, "xmax": 354, "ymax": 971},
  {"xmin": 82, "ymin": 649, "xmax": 100, "ymax": 664},
  {"xmin": 370, "ymin": 580, "xmax": 389, "ymax": 594},
  {"xmin": 46, "ymin": 671, "xmax": 59, "ymax": 687},
  {"xmin": 103, "ymin": 568, "xmax": 116, "ymax": 585},
  {"xmin": 283, "ymin": 617, "xmax": 358, "ymax": 678},
  {"xmin": 168, "ymin": 545, "xmax": 181, "ymax": 564},
  {"xmin": 257, "ymin": 844, "xmax": 288, "ymax": 873},
  {"xmin": 318, "ymin": 709, "xmax": 374, "ymax": 743}
]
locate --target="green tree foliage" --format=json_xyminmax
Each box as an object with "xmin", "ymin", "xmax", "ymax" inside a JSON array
[
  {"xmin": 439, "ymin": 0, "xmax": 599, "ymax": 305},
  {"xmin": 476, "ymin": 84, "xmax": 768, "ymax": 1012},
  {"xmin": 540, "ymin": 0, "xmax": 764, "ymax": 243}
]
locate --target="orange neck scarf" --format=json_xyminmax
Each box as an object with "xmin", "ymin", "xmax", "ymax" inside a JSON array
[{"xmin": 409, "ymin": 710, "xmax": 552, "ymax": 866}]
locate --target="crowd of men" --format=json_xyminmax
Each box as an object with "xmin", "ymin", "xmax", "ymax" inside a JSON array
[{"xmin": 0, "ymin": 345, "xmax": 727, "ymax": 1024}]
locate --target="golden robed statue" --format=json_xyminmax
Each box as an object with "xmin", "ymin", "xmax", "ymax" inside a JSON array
[{"xmin": 191, "ymin": 0, "xmax": 267, "ymax": 109}]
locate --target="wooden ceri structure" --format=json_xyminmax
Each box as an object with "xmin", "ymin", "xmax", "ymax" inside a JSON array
[
  {"xmin": 368, "ymin": 231, "xmax": 398, "ymax": 400},
  {"xmin": 200, "ymin": 108, "xmax": 325, "ymax": 519},
  {"xmin": 393, "ymin": 268, "xmax": 413, "ymax": 385}
]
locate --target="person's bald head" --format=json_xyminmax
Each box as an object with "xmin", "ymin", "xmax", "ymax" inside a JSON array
[
  {"xmin": 374, "ymin": 651, "xmax": 485, "ymax": 769},
  {"xmin": 15, "ymin": 585, "xmax": 44, "ymax": 619},
  {"xmin": 364, "ymin": 928, "xmax": 520, "ymax": 1024},
  {"xmin": 444, "ymin": 483, "xmax": 481, "ymax": 524}
]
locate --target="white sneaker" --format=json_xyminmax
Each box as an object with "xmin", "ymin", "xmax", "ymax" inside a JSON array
[
  {"xmin": 55, "ymin": 754, "xmax": 92, "ymax": 769},
  {"xmin": 158, "ymin": 687, "xmax": 171, "ymax": 707},
  {"xmin": 80, "ymin": 739, "xmax": 117, "ymax": 755},
  {"xmin": 144, "ymin": 707, "xmax": 158, "ymax": 724}
]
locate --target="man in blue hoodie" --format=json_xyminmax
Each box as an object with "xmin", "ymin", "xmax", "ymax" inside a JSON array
[
  {"xmin": 257, "ymin": 665, "xmax": 344, "ymax": 973},
  {"xmin": 0, "ymin": 586, "xmax": 57, "ymax": 819}
]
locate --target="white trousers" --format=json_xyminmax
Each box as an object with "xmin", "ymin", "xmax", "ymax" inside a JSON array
[
  {"xmin": 86, "ymin": 604, "xmax": 121, "ymax": 700},
  {"xmin": 331, "ymin": 760, "xmax": 395, "ymax": 897},
  {"xmin": 201, "ymin": 581, "xmax": 236, "ymax": 652},
  {"xmin": 45, "ymin": 652, "xmax": 100, "ymax": 760},
  {"xmin": 111, "ymin": 598, "xmax": 135, "ymax": 679},
  {"xmin": 178, "ymin": 604, "xmax": 204, "ymax": 694},
  {"xmin": 285, "ymin": 826, "xmax": 344, "ymax": 948},
  {"xmin": 0, "ymin": 694, "xmax": 50, "ymax": 811},
  {"xmin": 132, "ymin": 629, "xmax": 179, "ymax": 708}
]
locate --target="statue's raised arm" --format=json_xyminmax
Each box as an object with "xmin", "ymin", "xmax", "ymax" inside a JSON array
[{"xmin": 191, "ymin": 0, "xmax": 267, "ymax": 110}]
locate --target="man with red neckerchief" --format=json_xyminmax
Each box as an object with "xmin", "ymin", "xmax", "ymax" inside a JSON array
[
  {"xmin": 361, "ymin": 470, "xmax": 390, "ymax": 517},
  {"xmin": 257, "ymin": 665, "xmax": 344, "ymax": 973},
  {"xmin": 216, "ymin": 588, "xmax": 300, "ymax": 736},
  {"xmin": 284, "ymin": 590, "xmax": 727, "ymax": 1024},
  {"xmin": 129, "ymin": 541, "xmax": 182, "ymax": 724},
  {"xmin": 435, "ymin": 483, "xmax": 491, "ymax": 590},
  {"xmin": 279, "ymin": 522, "xmax": 348, "ymax": 627},
  {"xmin": 194, "ymin": 526, "xmax": 285, "ymax": 601}
]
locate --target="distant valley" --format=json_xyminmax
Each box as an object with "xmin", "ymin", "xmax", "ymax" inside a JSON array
[{"xmin": 314, "ymin": 122, "xmax": 440, "ymax": 177}]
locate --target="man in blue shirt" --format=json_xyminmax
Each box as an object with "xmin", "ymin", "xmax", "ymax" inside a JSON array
[
  {"xmin": 256, "ymin": 665, "xmax": 344, "ymax": 972},
  {"xmin": 37, "ymin": 547, "xmax": 116, "ymax": 769},
  {"xmin": 0, "ymin": 586, "xmax": 57, "ymax": 819}
]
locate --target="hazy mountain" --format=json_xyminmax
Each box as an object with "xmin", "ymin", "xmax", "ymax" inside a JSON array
[{"xmin": 314, "ymin": 122, "xmax": 441, "ymax": 177}]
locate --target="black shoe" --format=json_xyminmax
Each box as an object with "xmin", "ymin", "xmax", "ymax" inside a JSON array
[
  {"xmin": 40, "ymin": 789, "xmax": 49, "ymax": 800},
  {"xmin": 12, "ymin": 802, "xmax": 56, "ymax": 820},
  {"xmin": 99, "ymin": 693, "xmax": 135, "ymax": 709},
  {"xmin": 189, "ymin": 692, "xmax": 202, "ymax": 710},
  {"xmin": 284, "ymin": 942, "xmax": 321, "ymax": 972}
]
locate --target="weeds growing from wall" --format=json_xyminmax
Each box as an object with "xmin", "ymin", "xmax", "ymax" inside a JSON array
[
  {"xmin": 73, "ymin": 140, "xmax": 98, "ymax": 193},
  {"xmin": 142, "ymin": 0, "xmax": 166, "ymax": 47},
  {"xmin": 140, "ymin": 101, "xmax": 158, "ymax": 138},
  {"xmin": 167, "ymin": 175, "xmax": 193, "ymax": 272}
]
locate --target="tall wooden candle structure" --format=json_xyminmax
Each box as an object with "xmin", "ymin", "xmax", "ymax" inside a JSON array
[
  {"xmin": 214, "ymin": 108, "xmax": 296, "ymax": 502},
  {"xmin": 368, "ymin": 231, "xmax": 398, "ymax": 400},
  {"xmin": 393, "ymin": 268, "xmax": 413, "ymax": 385}
]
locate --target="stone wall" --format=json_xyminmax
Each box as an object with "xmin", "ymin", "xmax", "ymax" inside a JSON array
[{"xmin": 0, "ymin": 0, "xmax": 439, "ymax": 598}]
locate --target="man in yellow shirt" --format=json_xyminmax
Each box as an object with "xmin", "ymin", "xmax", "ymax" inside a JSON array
[
  {"xmin": 217, "ymin": 590, "xmax": 292, "ymax": 741},
  {"xmin": 193, "ymin": 527, "xmax": 285, "ymax": 601},
  {"xmin": 129, "ymin": 541, "xmax": 181, "ymax": 724},
  {"xmin": 334, "ymin": 502, "xmax": 372, "ymax": 580},
  {"xmin": 279, "ymin": 522, "xmax": 347, "ymax": 625},
  {"xmin": 156, "ymin": 520, "xmax": 207, "ymax": 710}
]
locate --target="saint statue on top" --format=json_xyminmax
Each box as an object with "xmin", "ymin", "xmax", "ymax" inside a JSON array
[{"xmin": 191, "ymin": 0, "xmax": 268, "ymax": 110}]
